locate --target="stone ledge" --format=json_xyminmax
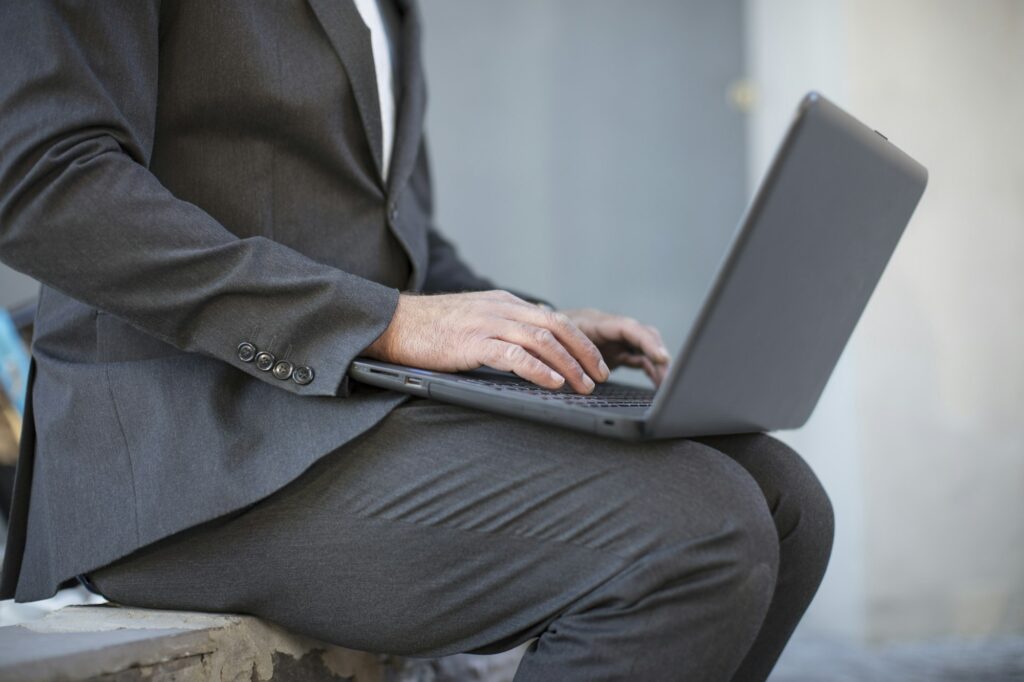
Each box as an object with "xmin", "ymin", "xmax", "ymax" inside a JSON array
[
  {"xmin": 0, "ymin": 603, "xmax": 407, "ymax": 681},
  {"xmin": 0, "ymin": 603, "xmax": 527, "ymax": 682}
]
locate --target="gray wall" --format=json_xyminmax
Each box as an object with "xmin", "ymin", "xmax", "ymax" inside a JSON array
[{"xmin": 420, "ymin": 0, "xmax": 749, "ymax": 374}]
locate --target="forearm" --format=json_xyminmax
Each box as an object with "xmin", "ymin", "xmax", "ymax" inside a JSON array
[{"xmin": 0, "ymin": 1, "xmax": 398, "ymax": 396}]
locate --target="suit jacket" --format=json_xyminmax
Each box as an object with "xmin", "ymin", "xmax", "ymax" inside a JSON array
[{"xmin": 0, "ymin": 0, "xmax": 508, "ymax": 601}]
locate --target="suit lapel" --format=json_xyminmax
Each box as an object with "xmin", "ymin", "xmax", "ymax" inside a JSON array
[
  {"xmin": 307, "ymin": 0, "xmax": 385, "ymax": 183},
  {"xmin": 387, "ymin": 0, "xmax": 426, "ymax": 193}
]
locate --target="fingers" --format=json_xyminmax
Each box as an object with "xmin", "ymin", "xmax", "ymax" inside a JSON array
[
  {"xmin": 598, "ymin": 316, "xmax": 671, "ymax": 366},
  {"xmin": 514, "ymin": 306, "xmax": 609, "ymax": 385},
  {"xmin": 481, "ymin": 340, "xmax": 566, "ymax": 390},
  {"xmin": 494, "ymin": 320, "xmax": 596, "ymax": 394},
  {"xmin": 465, "ymin": 292, "xmax": 668, "ymax": 393},
  {"xmin": 614, "ymin": 351, "xmax": 669, "ymax": 387}
]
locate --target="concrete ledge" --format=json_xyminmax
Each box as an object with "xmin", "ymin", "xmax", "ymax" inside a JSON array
[
  {"xmin": 0, "ymin": 604, "xmax": 409, "ymax": 681},
  {"xmin": 0, "ymin": 604, "xmax": 527, "ymax": 681}
]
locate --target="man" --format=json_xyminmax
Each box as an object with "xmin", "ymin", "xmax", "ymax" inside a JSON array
[{"xmin": 0, "ymin": 2, "xmax": 833, "ymax": 680}]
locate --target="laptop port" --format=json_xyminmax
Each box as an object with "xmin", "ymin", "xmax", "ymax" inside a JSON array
[{"xmin": 405, "ymin": 376, "xmax": 423, "ymax": 387}]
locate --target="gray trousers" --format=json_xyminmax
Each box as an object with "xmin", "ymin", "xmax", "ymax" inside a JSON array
[{"xmin": 89, "ymin": 399, "xmax": 834, "ymax": 681}]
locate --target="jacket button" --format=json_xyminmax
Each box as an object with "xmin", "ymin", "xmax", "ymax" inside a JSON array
[
  {"xmin": 255, "ymin": 351, "xmax": 276, "ymax": 372},
  {"xmin": 292, "ymin": 366, "xmax": 315, "ymax": 386},
  {"xmin": 272, "ymin": 360, "xmax": 294, "ymax": 381},
  {"xmin": 237, "ymin": 342, "xmax": 257, "ymax": 363}
]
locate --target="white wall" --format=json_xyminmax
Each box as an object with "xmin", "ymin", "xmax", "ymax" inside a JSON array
[
  {"xmin": 846, "ymin": 0, "xmax": 1024, "ymax": 641},
  {"xmin": 748, "ymin": 0, "xmax": 1024, "ymax": 642}
]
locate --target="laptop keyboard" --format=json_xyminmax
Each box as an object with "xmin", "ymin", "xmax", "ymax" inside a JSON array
[{"xmin": 458, "ymin": 375, "xmax": 655, "ymax": 409}]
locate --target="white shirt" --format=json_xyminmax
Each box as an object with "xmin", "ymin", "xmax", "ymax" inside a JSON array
[{"xmin": 352, "ymin": 0, "xmax": 396, "ymax": 182}]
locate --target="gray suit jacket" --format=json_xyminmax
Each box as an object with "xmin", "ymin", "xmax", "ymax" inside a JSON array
[{"xmin": 0, "ymin": 1, "xmax": 511, "ymax": 601}]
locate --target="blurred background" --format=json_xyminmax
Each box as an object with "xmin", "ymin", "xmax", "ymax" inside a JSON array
[{"xmin": 1, "ymin": 0, "xmax": 1021, "ymax": 679}]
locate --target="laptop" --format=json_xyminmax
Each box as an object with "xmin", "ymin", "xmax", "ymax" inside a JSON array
[{"xmin": 349, "ymin": 93, "xmax": 928, "ymax": 441}]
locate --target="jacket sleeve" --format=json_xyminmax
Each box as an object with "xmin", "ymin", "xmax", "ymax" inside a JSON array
[
  {"xmin": 0, "ymin": 2, "xmax": 399, "ymax": 397},
  {"xmin": 411, "ymin": 141, "xmax": 553, "ymax": 307}
]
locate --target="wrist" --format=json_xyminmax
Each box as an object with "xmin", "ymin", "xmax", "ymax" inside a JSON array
[{"xmin": 365, "ymin": 293, "xmax": 408, "ymax": 361}]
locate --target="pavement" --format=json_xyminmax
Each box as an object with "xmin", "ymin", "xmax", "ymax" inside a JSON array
[{"xmin": 770, "ymin": 632, "xmax": 1024, "ymax": 682}]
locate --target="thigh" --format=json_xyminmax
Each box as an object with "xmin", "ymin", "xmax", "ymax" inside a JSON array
[{"xmin": 91, "ymin": 399, "xmax": 771, "ymax": 656}]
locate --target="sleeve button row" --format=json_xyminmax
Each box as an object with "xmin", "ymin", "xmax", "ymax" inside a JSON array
[{"xmin": 238, "ymin": 342, "xmax": 314, "ymax": 386}]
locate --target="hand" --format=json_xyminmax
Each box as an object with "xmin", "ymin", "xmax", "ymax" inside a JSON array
[
  {"xmin": 559, "ymin": 308, "xmax": 671, "ymax": 386},
  {"xmin": 365, "ymin": 290, "xmax": 610, "ymax": 393}
]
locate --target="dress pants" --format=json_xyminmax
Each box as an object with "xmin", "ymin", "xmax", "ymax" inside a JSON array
[{"xmin": 89, "ymin": 398, "xmax": 834, "ymax": 681}]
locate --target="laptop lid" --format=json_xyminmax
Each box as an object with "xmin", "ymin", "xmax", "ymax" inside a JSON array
[{"xmin": 646, "ymin": 93, "xmax": 928, "ymax": 438}]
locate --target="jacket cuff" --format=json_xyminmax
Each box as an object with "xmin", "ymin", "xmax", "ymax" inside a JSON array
[{"xmin": 192, "ymin": 275, "xmax": 400, "ymax": 398}]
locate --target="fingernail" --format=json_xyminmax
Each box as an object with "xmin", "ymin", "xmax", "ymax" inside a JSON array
[
  {"xmin": 550, "ymin": 371, "xmax": 565, "ymax": 386},
  {"xmin": 583, "ymin": 375, "xmax": 595, "ymax": 392},
  {"xmin": 657, "ymin": 346, "xmax": 671, "ymax": 362},
  {"xmin": 598, "ymin": 359, "xmax": 610, "ymax": 379}
]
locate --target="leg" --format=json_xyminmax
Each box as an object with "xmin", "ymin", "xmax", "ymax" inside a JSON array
[
  {"xmin": 90, "ymin": 400, "xmax": 780, "ymax": 681},
  {"xmin": 696, "ymin": 434, "xmax": 835, "ymax": 682}
]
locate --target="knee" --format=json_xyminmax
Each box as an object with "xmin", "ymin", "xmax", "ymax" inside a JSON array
[
  {"xmin": 577, "ymin": 443, "xmax": 783, "ymax": 639},
  {"xmin": 765, "ymin": 436, "xmax": 834, "ymax": 568},
  {"xmin": 795, "ymin": 464, "xmax": 835, "ymax": 575},
  {"xmin": 652, "ymin": 445, "xmax": 782, "ymax": 595},
  {"xmin": 673, "ymin": 457, "xmax": 781, "ymax": 628},
  {"xmin": 715, "ymin": 466, "xmax": 782, "ymax": 588},
  {"xmin": 714, "ymin": 434, "xmax": 834, "ymax": 575}
]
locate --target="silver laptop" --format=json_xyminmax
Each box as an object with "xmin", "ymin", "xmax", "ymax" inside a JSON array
[{"xmin": 349, "ymin": 93, "xmax": 928, "ymax": 441}]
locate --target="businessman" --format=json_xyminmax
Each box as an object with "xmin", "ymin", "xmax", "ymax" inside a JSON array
[{"xmin": 0, "ymin": 2, "xmax": 833, "ymax": 680}]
